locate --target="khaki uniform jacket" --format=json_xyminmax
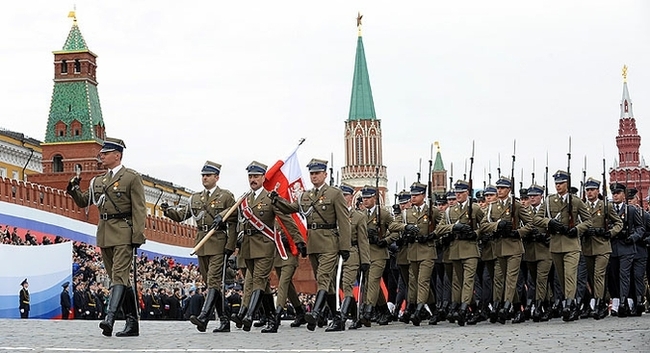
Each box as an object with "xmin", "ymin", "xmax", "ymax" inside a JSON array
[
  {"xmin": 522, "ymin": 203, "xmax": 552, "ymax": 261},
  {"xmin": 164, "ymin": 186, "xmax": 237, "ymax": 256},
  {"xmin": 582, "ymin": 199, "xmax": 622, "ymax": 256},
  {"xmin": 479, "ymin": 204, "xmax": 497, "ymax": 261},
  {"xmin": 437, "ymin": 201, "xmax": 484, "ymax": 260},
  {"xmin": 69, "ymin": 167, "xmax": 146, "ymax": 248},
  {"xmin": 393, "ymin": 204, "xmax": 441, "ymax": 262},
  {"xmin": 533, "ymin": 194, "xmax": 592, "ymax": 253},
  {"xmin": 366, "ymin": 206, "xmax": 401, "ymax": 260},
  {"xmin": 274, "ymin": 184, "xmax": 351, "ymax": 254},
  {"xmin": 232, "ymin": 190, "xmax": 302, "ymax": 260},
  {"xmin": 480, "ymin": 198, "xmax": 533, "ymax": 257},
  {"xmin": 351, "ymin": 208, "xmax": 371, "ymax": 266}
]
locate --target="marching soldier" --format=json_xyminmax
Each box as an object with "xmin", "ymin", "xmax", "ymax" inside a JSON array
[
  {"xmin": 19, "ymin": 279, "xmax": 29, "ymax": 319},
  {"xmin": 582, "ymin": 178, "xmax": 622, "ymax": 319},
  {"xmin": 360, "ymin": 185, "xmax": 400, "ymax": 326},
  {"xmin": 272, "ymin": 158, "xmax": 351, "ymax": 331},
  {"xmin": 392, "ymin": 182, "xmax": 440, "ymax": 326},
  {"xmin": 437, "ymin": 180, "xmax": 484, "ymax": 326},
  {"xmin": 162, "ymin": 161, "xmax": 237, "ymax": 333},
  {"xmin": 394, "ymin": 191, "xmax": 414, "ymax": 323},
  {"xmin": 522, "ymin": 184, "xmax": 553, "ymax": 322},
  {"xmin": 608, "ymin": 183, "xmax": 644, "ymax": 317},
  {"xmin": 273, "ymin": 229, "xmax": 309, "ymax": 329},
  {"xmin": 628, "ymin": 189, "xmax": 649, "ymax": 316},
  {"xmin": 475, "ymin": 185, "xmax": 497, "ymax": 324},
  {"xmin": 67, "ymin": 137, "xmax": 146, "ymax": 336},
  {"xmin": 533, "ymin": 170, "xmax": 591, "ymax": 321},
  {"xmin": 481, "ymin": 177, "xmax": 533, "ymax": 324},
  {"xmin": 225, "ymin": 161, "xmax": 304, "ymax": 332},
  {"xmin": 335, "ymin": 183, "xmax": 370, "ymax": 331}
]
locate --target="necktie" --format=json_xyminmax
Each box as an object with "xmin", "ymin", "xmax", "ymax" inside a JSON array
[
  {"xmin": 108, "ymin": 170, "xmax": 113, "ymax": 179},
  {"xmin": 591, "ymin": 202, "xmax": 596, "ymax": 209},
  {"xmin": 615, "ymin": 204, "xmax": 620, "ymax": 213},
  {"xmin": 205, "ymin": 190, "xmax": 210, "ymax": 199}
]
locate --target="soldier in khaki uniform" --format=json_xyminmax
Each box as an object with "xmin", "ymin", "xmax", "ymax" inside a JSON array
[
  {"xmin": 436, "ymin": 180, "xmax": 484, "ymax": 326},
  {"xmin": 162, "ymin": 161, "xmax": 237, "ymax": 333},
  {"xmin": 521, "ymin": 184, "xmax": 553, "ymax": 322},
  {"xmin": 582, "ymin": 178, "xmax": 622, "ymax": 319},
  {"xmin": 394, "ymin": 191, "xmax": 414, "ymax": 323},
  {"xmin": 334, "ymin": 183, "xmax": 370, "ymax": 331},
  {"xmin": 360, "ymin": 185, "xmax": 400, "ymax": 326},
  {"xmin": 392, "ymin": 182, "xmax": 440, "ymax": 326},
  {"xmin": 273, "ymin": 229, "xmax": 308, "ymax": 328},
  {"xmin": 67, "ymin": 138, "xmax": 146, "ymax": 337},
  {"xmin": 481, "ymin": 176, "xmax": 534, "ymax": 324},
  {"xmin": 533, "ymin": 170, "xmax": 592, "ymax": 321},
  {"xmin": 474, "ymin": 185, "xmax": 497, "ymax": 324},
  {"xmin": 272, "ymin": 158, "xmax": 351, "ymax": 331},
  {"xmin": 226, "ymin": 161, "xmax": 304, "ymax": 332}
]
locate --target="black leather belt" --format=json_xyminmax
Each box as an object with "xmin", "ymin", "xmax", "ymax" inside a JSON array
[
  {"xmin": 200, "ymin": 224, "xmax": 226, "ymax": 232},
  {"xmin": 308, "ymin": 223, "xmax": 337, "ymax": 230},
  {"xmin": 200, "ymin": 225, "xmax": 211, "ymax": 232},
  {"xmin": 244, "ymin": 229, "xmax": 261, "ymax": 235},
  {"xmin": 99, "ymin": 212, "xmax": 132, "ymax": 220}
]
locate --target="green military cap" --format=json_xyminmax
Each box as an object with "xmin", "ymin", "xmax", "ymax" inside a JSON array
[
  {"xmin": 201, "ymin": 160, "xmax": 221, "ymax": 175},
  {"xmin": 307, "ymin": 158, "xmax": 328, "ymax": 172},
  {"xmin": 246, "ymin": 161, "xmax": 267, "ymax": 175},
  {"xmin": 100, "ymin": 137, "xmax": 126, "ymax": 153}
]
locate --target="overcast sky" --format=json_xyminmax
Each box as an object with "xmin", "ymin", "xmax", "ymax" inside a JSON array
[{"xmin": 1, "ymin": 1, "xmax": 649, "ymax": 197}]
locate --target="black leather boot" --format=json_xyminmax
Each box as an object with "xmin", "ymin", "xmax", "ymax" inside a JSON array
[
  {"xmin": 377, "ymin": 304, "xmax": 391, "ymax": 325},
  {"xmin": 326, "ymin": 297, "xmax": 352, "ymax": 332},
  {"xmin": 551, "ymin": 298, "xmax": 562, "ymax": 318},
  {"xmin": 428, "ymin": 303, "xmax": 440, "ymax": 325},
  {"xmin": 618, "ymin": 298, "xmax": 629, "ymax": 318},
  {"xmin": 348, "ymin": 302, "xmax": 362, "ymax": 330},
  {"xmin": 99, "ymin": 285, "xmax": 126, "ymax": 337},
  {"xmin": 447, "ymin": 302, "xmax": 459, "ymax": 323},
  {"xmin": 305, "ymin": 290, "xmax": 327, "ymax": 331},
  {"xmin": 489, "ymin": 302, "xmax": 500, "ymax": 324},
  {"xmin": 593, "ymin": 298, "xmax": 605, "ymax": 320},
  {"xmin": 562, "ymin": 299, "xmax": 573, "ymax": 322},
  {"xmin": 400, "ymin": 303, "xmax": 414, "ymax": 324},
  {"xmin": 290, "ymin": 305, "xmax": 306, "ymax": 327},
  {"xmin": 242, "ymin": 289, "xmax": 263, "ymax": 331},
  {"xmin": 190, "ymin": 288, "xmax": 218, "ymax": 332},
  {"xmin": 360, "ymin": 303, "xmax": 373, "ymax": 327},
  {"xmin": 231, "ymin": 305, "xmax": 247, "ymax": 328},
  {"xmin": 498, "ymin": 301, "xmax": 511, "ymax": 324},
  {"xmin": 539, "ymin": 301, "xmax": 552, "ymax": 322},
  {"xmin": 411, "ymin": 303, "xmax": 424, "ymax": 326},
  {"xmin": 438, "ymin": 301, "xmax": 449, "ymax": 322},
  {"xmin": 261, "ymin": 306, "xmax": 283, "ymax": 333},
  {"xmin": 523, "ymin": 299, "xmax": 533, "ymax": 320},
  {"xmin": 115, "ymin": 287, "xmax": 139, "ymax": 337},
  {"xmin": 634, "ymin": 296, "xmax": 645, "ymax": 316},
  {"xmin": 213, "ymin": 291, "xmax": 230, "ymax": 333},
  {"xmin": 532, "ymin": 300, "xmax": 543, "ymax": 322},
  {"xmin": 579, "ymin": 297, "xmax": 593, "ymax": 319},
  {"xmin": 457, "ymin": 303, "xmax": 468, "ymax": 326},
  {"xmin": 256, "ymin": 293, "xmax": 275, "ymax": 329},
  {"xmin": 511, "ymin": 303, "xmax": 525, "ymax": 324}
]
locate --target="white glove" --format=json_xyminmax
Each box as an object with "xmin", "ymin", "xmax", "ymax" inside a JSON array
[{"xmin": 20, "ymin": 309, "xmax": 24, "ymax": 313}]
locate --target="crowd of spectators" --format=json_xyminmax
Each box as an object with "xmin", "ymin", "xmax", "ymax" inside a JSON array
[{"xmin": 2, "ymin": 225, "xmax": 315, "ymax": 321}]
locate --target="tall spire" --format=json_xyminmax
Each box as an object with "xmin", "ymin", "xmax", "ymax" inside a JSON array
[
  {"xmin": 63, "ymin": 10, "xmax": 88, "ymax": 51},
  {"xmin": 615, "ymin": 65, "xmax": 641, "ymax": 168},
  {"xmin": 621, "ymin": 64, "xmax": 634, "ymax": 119},
  {"xmin": 433, "ymin": 141, "xmax": 445, "ymax": 172},
  {"xmin": 348, "ymin": 12, "xmax": 376, "ymax": 121}
]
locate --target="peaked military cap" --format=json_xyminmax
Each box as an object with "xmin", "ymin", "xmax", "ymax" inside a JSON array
[
  {"xmin": 496, "ymin": 176, "xmax": 512, "ymax": 188},
  {"xmin": 307, "ymin": 158, "xmax": 328, "ymax": 172},
  {"xmin": 484, "ymin": 185, "xmax": 497, "ymax": 195},
  {"xmin": 519, "ymin": 188, "xmax": 528, "ymax": 199},
  {"xmin": 454, "ymin": 180, "xmax": 470, "ymax": 193},
  {"xmin": 475, "ymin": 190, "xmax": 485, "ymax": 201},
  {"xmin": 398, "ymin": 190, "xmax": 411, "ymax": 204},
  {"xmin": 361, "ymin": 185, "xmax": 377, "ymax": 198},
  {"xmin": 553, "ymin": 170, "xmax": 569, "ymax": 183},
  {"xmin": 570, "ymin": 186, "xmax": 579, "ymax": 195},
  {"xmin": 339, "ymin": 182, "xmax": 355, "ymax": 195},
  {"xmin": 246, "ymin": 161, "xmax": 267, "ymax": 175},
  {"xmin": 100, "ymin": 137, "xmax": 126, "ymax": 153},
  {"xmin": 20, "ymin": 278, "xmax": 28, "ymax": 286},
  {"xmin": 201, "ymin": 160, "xmax": 221, "ymax": 175},
  {"xmin": 410, "ymin": 182, "xmax": 427, "ymax": 195},
  {"xmin": 584, "ymin": 177, "xmax": 600, "ymax": 190},
  {"xmin": 436, "ymin": 193, "xmax": 448, "ymax": 205},
  {"xmin": 62, "ymin": 281, "xmax": 70, "ymax": 288},
  {"xmin": 610, "ymin": 182, "xmax": 626, "ymax": 193},
  {"xmin": 527, "ymin": 184, "xmax": 544, "ymax": 196},
  {"xmin": 446, "ymin": 191, "xmax": 457, "ymax": 200},
  {"xmin": 627, "ymin": 188, "xmax": 638, "ymax": 200}
]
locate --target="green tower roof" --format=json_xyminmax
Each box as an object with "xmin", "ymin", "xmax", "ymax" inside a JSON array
[
  {"xmin": 433, "ymin": 150, "xmax": 445, "ymax": 172},
  {"xmin": 348, "ymin": 35, "xmax": 376, "ymax": 121},
  {"xmin": 44, "ymin": 81, "xmax": 104, "ymax": 143},
  {"xmin": 62, "ymin": 22, "xmax": 88, "ymax": 51}
]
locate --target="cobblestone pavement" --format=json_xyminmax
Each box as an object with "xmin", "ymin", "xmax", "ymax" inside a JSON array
[{"xmin": 0, "ymin": 315, "xmax": 649, "ymax": 353}]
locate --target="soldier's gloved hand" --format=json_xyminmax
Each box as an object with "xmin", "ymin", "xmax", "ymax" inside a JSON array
[
  {"xmin": 497, "ymin": 220, "xmax": 513, "ymax": 232},
  {"xmin": 269, "ymin": 190, "xmax": 279, "ymax": 204},
  {"xmin": 388, "ymin": 242, "xmax": 399, "ymax": 253},
  {"xmin": 211, "ymin": 214, "xmax": 223, "ymax": 230},
  {"xmin": 548, "ymin": 219, "xmax": 563, "ymax": 233},
  {"xmin": 602, "ymin": 230, "xmax": 612, "ymax": 239},
  {"xmin": 377, "ymin": 239, "xmax": 388, "ymax": 248},
  {"xmin": 338, "ymin": 250, "xmax": 350, "ymax": 262},
  {"xmin": 395, "ymin": 237, "xmax": 404, "ymax": 247},
  {"xmin": 453, "ymin": 223, "xmax": 472, "ymax": 234},
  {"xmin": 160, "ymin": 201, "xmax": 170, "ymax": 211},
  {"xmin": 567, "ymin": 227, "xmax": 579, "ymax": 238},
  {"xmin": 66, "ymin": 176, "xmax": 81, "ymax": 193},
  {"xmin": 296, "ymin": 242, "xmax": 307, "ymax": 258},
  {"xmin": 480, "ymin": 233, "xmax": 492, "ymax": 243},
  {"xmin": 368, "ymin": 234, "xmax": 378, "ymax": 245},
  {"xmin": 359, "ymin": 263, "xmax": 370, "ymax": 273},
  {"xmin": 404, "ymin": 224, "xmax": 419, "ymax": 234},
  {"xmin": 509, "ymin": 230, "xmax": 520, "ymax": 239},
  {"xmin": 224, "ymin": 248, "xmax": 234, "ymax": 257},
  {"xmin": 584, "ymin": 227, "xmax": 596, "ymax": 237}
]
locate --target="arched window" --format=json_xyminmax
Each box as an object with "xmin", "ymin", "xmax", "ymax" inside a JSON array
[
  {"xmin": 61, "ymin": 60, "xmax": 68, "ymax": 74},
  {"xmin": 53, "ymin": 155, "xmax": 64, "ymax": 173},
  {"xmin": 74, "ymin": 59, "xmax": 81, "ymax": 73}
]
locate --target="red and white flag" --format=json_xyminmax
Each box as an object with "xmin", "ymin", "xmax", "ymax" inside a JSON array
[{"xmin": 263, "ymin": 142, "xmax": 308, "ymax": 255}]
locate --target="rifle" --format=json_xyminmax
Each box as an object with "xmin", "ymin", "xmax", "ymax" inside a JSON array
[
  {"xmin": 329, "ymin": 153, "xmax": 335, "ymax": 186},
  {"xmin": 544, "ymin": 153, "xmax": 549, "ymax": 199},
  {"xmin": 602, "ymin": 158, "xmax": 609, "ymax": 230},
  {"xmin": 449, "ymin": 162, "xmax": 454, "ymax": 192},
  {"xmin": 427, "ymin": 143, "xmax": 436, "ymax": 234},
  {"xmin": 567, "ymin": 137, "xmax": 575, "ymax": 229},
  {"xmin": 520, "ymin": 168, "xmax": 524, "ymax": 191},
  {"xmin": 375, "ymin": 166, "xmax": 382, "ymax": 239},
  {"xmin": 510, "ymin": 141, "xmax": 517, "ymax": 230},
  {"xmin": 417, "ymin": 158, "xmax": 422, "ymax": 183},
  {"xmin": 497, "ymin": 153, "xmax": 502, "ymax": 177},
  {"xmin": 468, "ymin": 141, "xmax": 475, "ymax": 229},
  {"xmin": 581, "ymin": 156, "xmax": 587, "ymax": 202}
]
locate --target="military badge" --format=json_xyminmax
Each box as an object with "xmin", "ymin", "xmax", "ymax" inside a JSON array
[{"xmin": 113, "ymin": 182, "xmax": 119, "ymax": 191}]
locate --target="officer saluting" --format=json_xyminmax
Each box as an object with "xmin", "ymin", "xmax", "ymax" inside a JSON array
[
  {"xmin": 272, "ymin": 158, "xmax": 351, "ymax": 331},
  {"xmin": 67, "ymin": 137, "xmax": 146, "ymax": 336},
  {"xmin": 162, "ymin": 161, "xmax": 237, "ymax": 333}
]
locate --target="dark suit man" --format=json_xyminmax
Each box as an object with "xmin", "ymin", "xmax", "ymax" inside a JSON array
[
  {"xmin": 68, "ymin": 137, "xmax": 146, "ymax": 336},
  {"xmin": 60, "ymin": 282, "xmax": 72, "ymax": 320},
  {"xmin": 19, "ymin": 279, "xmax": 29, "ymax": 319},
  {"xmin": 163, "ymin": 161, "xmax": 237, "ymax": 333},
  {"xmin": 272, "ymin": 158, "xmax": 351, "ymax": 331}
]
